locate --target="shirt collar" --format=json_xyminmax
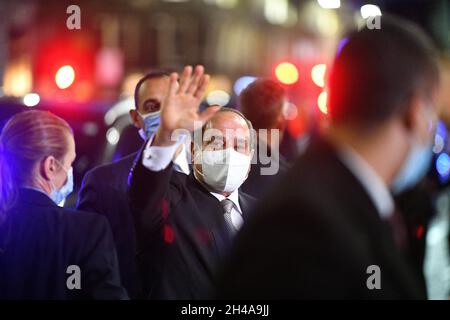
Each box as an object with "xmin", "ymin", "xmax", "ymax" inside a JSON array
[
  {"xmin": 173, "ymin": 144, "xmax": 190, "ymax": 175},
  {"xmin": 337, "ymin": 146, "xmax": 394, "ymax": 219},
  {"xmin": 210, "ymin": 189, "xmax": 242, "ymax": 215}
]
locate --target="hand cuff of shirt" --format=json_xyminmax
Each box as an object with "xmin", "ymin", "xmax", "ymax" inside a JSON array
[{"xmin": 142, "ymin": 134, "xmax": 187, "ymax": 171}]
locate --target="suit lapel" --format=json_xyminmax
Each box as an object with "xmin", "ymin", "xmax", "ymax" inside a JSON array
[
  {"xmin": 238, "ymin": 192, "xmax": 256, "ymax": 221},
  {"xmin": 187, "ymin": 174, "xmax": 230, "ymax": 260}
]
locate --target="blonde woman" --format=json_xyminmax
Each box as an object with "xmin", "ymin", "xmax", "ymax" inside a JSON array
[{"xmin": 0, "ymin": 110, "xmax": 127, "ymax": 299}]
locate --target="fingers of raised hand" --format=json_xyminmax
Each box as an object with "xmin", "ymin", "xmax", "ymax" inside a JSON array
[
  {"xmin": 178, "ymin": 66, "xmax": 193, "ymax": 94},
  {"xmin": 194, "ymin": 74, "xmax": 210, "ymax": 100},
  {"xmin": 168, "ymin": 72, "xmax": 180, "ymax": 98},
  {"xmin": 186, "ymin": 65, "xmax": 205, "ymax": 95}
]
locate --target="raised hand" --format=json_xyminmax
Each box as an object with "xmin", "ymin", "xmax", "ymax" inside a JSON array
[{"xmin": 154, "ymin": 65, "xmax": 220, "ymax": 146}]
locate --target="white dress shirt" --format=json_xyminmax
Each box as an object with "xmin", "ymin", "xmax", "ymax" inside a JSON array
[
  {"xmin": 337, "ymin": 146, "xmax": 394, "ymax": 220},
  {"xmin": 141, "ymin": 137, "xmax": 244, "ymax": 230},
  {"xmin": 142, "ymin": 135, "xmax": 190, "ymax": 175}
]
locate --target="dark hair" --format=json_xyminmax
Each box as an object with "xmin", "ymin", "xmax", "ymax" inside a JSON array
[
  {"xmin": 239, "ymin": 79, "xmax": 286, "ymax": 130},
  {"xmin": 328, "ymin": 15, "xmax": 440, "ymax": 129},
  {"xmin": 0, "ymin": 111, "xmax": 73, "ymax": 224},
  {"xmin": 134, "ymin": 69, "xmax": 172, "ymax": 110}
]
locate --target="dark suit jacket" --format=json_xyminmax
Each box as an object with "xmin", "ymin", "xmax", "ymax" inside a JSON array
[
  {"xmin": 0, "ymin": 188, "xmax": 127, "ymax": 300},
  {"xmin": 217, "ymin": 137, "xmax": 427, "ymax": 299},
  {"xmin": 77, "ymin": 152, "xmax": 140, "ymax": 298},
  {"xmin": 128, "ymin": 152, "xmax": 257, "ymax": 300},
  {"xmin": 241, "ymin": 142, "xmax": 290, "ymax": 199},
  {"xmin": 395, "ymin": 185, "xmax": 435, "ymax": 296}
]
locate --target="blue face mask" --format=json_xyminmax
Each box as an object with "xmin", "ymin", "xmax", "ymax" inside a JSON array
[
  {"xmin": 50, "ymin": 166, "xmax": 74, "ymax": 205},
  {"xmin": 138, "ymin": 111, "xmax": 161, "ymax": 140},
  {"xmin": 391, "ymin": 142, "xmax": 433, "ymax": 194}
]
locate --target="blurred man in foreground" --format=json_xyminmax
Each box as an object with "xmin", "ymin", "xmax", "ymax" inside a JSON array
[{"xmin": 218, "ymin": 16, "xmax": 440, "ymax": 299}]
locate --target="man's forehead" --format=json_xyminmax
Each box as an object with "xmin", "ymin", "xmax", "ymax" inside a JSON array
[
  {"xmin": 139, "ymin": 76, "xmax": 170, "ymax": 96},
  {"xmin": 207, "ymin": 111, "xmax": 250, "ymax": 131}
]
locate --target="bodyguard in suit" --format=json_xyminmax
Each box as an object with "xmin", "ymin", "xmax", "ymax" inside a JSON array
[
  {"xmin": 218, "ymin": 16, "xmax": 440, "ymax": 299},
  {"xmin": 128, "ymin": 65, "xmax": 257, "ymax": 299},
  {"xmin": 0, "ymin": 111, "xmax": 127, "ymax": 299},
  {"xmin": 77, "ymin": 71, "xmax": 189, "ymax": 298},
  {"xmin": 239, "ymin": 79, "xmax": 290, "ymax": 199}
]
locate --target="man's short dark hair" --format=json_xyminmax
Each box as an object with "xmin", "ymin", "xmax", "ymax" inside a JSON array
[
  {"xmin": 328, "ymin": 15, "xmax": 440, "ymax": 129},
  {"xmin": 239, "ymin": 79, "xmax": 286, "ymax": 131},
  {"xmin": 134, "ymin": 69, "xmax": 172, "ymax": 109}
]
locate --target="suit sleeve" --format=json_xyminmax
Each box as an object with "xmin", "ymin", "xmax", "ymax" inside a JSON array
[
  {"xmin": 128, "ymin": 147, "xmax": 179, "ymax": 250},
  {"xmin": 80, "ymin": 215, "xmax": 129, "ymax": 299}
]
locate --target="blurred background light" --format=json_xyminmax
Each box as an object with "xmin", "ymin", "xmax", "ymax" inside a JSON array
[
  {"xmin": 264, "ymin": 0, "xmax": 289, "ymax": 25},
  {"xmin": 96, "ymin": 48, "xmax": 124, "ymax": 87},
  {"xmin": 55, "ymin": 65, "xmax": 75, "ymax": 89},
  {"xmin": 206, "ymin": 90, "xmax": 231, "ymax": 107},
  {"xmin": 361, "ymin": 4, "xmax": 382, "ymax": 19},
  {"xmin": 106, "ymin": 127, "xmax": 120, "ymax": 145},
  {"xmin": 23, "ymin": 93, "xmax": 40, "ymax": 107},
  {"xmin": 104, "ymin": 97, "xmax": 134, "ymax": 125},
  {"xmin": 122, "ymin": 72, "xmax": 145, "ymax": 97},
  {"xmin": 436, "ymin": 121, "xmax": 447, "ymax": 141},
  {"xmin": 204, "ymin": 0, "xmax": 237, "ymax": 9},
  {"xmin": 3, "ymin": 58, "xmax": 32, "ymax": 97},
  {"xmin": 275, "ymin": 62, "xmax": 299, "ymax": 85},
  {"xmin": 234, "ymin": 76, "xmax": 257, "ymax": 96},
  {"xmin": 318, "ymin": 91, "xmax": 328, "ymax": 114},
  {"xmin": 283, "ymin": 102, "xmax": 298, "ymax": 121},
  {"xmin": 436, "ymin": 153, "xmax": 450, "ymax": 177},
  {"xmin": 311, "ymin": 64, "xmax": 327, "ymax": 88},
  {"xmin": 434, "ymin": 135, "xmax": 445, "ymax": 154},
  {"xmin": 82, "ymin": 122, "xmax": 99, "ymax": 137},
  {"xmin": 206, "ymin": 75, "xmax": 232, "ymax": 96},
  {"xmin": 317, "ymin": 0, "xmax": 341, "ymax": 9}
]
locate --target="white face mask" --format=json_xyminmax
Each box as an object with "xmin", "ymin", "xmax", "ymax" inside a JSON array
[{"xmin": 196, "ymin": 148, "xmax": 251, "ymax": 193}]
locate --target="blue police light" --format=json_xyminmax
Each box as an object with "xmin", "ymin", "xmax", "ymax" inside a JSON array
[
  {"xmin": 436, "ymin": 121, "xmax": 447, "ymax": 141},
  {"xmin": 436, "ymin": 153, "xmax": 450, "ymax": 177}
]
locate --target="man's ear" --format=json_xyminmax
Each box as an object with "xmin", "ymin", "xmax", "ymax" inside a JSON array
[
  {"xmin": 41, "ymin": 156, "xmax": 57, "ymax": 181},
  {"xmin": 129, "ymin": 109, "xmax": 142, "ymax": 129},
  {"xmin": 404, "ymin": 94, "xmax": 428, "ymax": 142}
]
